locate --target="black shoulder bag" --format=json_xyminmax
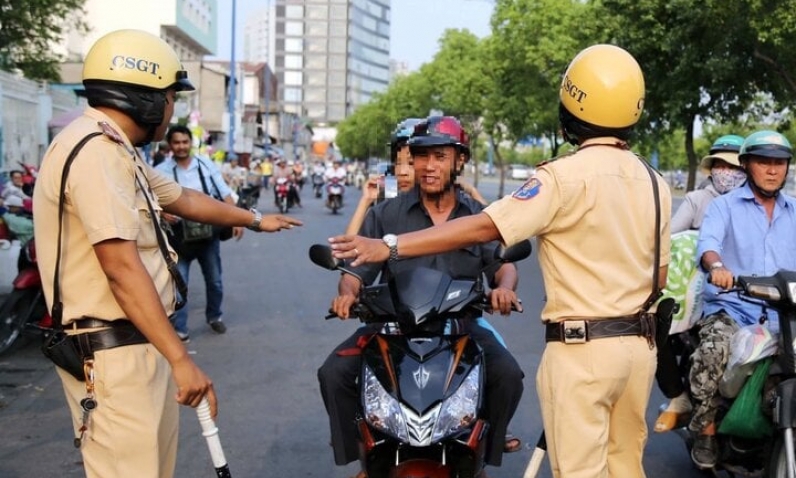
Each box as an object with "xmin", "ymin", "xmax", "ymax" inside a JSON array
[{"xmin": 42, "ymin": 133, "xmax": 188, "ymax": 381}]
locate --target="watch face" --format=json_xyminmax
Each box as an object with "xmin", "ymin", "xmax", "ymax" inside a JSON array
[{"xmin": 383, "ymin": 234, "xmax": 397, "ymax": 246}]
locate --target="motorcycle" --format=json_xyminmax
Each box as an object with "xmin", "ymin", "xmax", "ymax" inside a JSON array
[
  {"xmin": 0, "ymin": 238, "xmax": 51, "ymax": 355},
  {"xmin": 312, "ymin": 173, "xmax": 325, "ymax": 198},
  {"xmin": 274, "ymin": 177, "xmax": 293, "ymax": 214},
  {"xmin": 666, "ymin": 270, "xmax": 796, "ymax": 477},
  {"xmin": 326, "ymin": 177, "xmax": 344, "ymax": 214},
  {"xmin": 237, "ymin": 183, "xmax": 260, "ymax": 210},
  {"xmin": 308, "ymin": 240, "xmax": 531, "ymax": 478}
]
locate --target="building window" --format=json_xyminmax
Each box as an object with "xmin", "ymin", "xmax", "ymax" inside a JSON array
[
  {"xmin": 285, "ymin": 54, "xmax": 303, "ymax": 69},
  {"xmin": 284, "ymin": 87, "xmax": 303, "ymax": 103},
  {"xmin": 306, "ymin": 20, "xmax": 328, "ymax": 36},
  {"xmin": 330, "ymin": 37, "xmax": 346, "ymax": 53},
  {"xmin": 307, "ymin": 5, "xmax": 328, "ymax": 20},
  {"xmin": 330, "ymin": 4, "xmax": 347, "ymax": 20},
  {"xmin": 285, "ymin": 5, "xmax": 303, "ymax": 19},
  {"xmin": 305, "ymin": 54, "xmax": 327, "ymax": 69},
  {"xmin": 285, "ymin": 38, "xmax": 303, "ymax": 53},
  {"xmin": 285, "ymin": 21, "xmax": 303, "ymax": 36},
  {"xmin": 284, "ymin": 71, "xmax": 303, "ymax": 86}
]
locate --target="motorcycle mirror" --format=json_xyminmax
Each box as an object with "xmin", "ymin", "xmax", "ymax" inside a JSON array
[
  {"xmin": 309, "ymin": 244, "xmax": 341, "ymax": 270},
  {"xmin": 495, "ymin": 240, "xmax": 532, "ymax": 263}
]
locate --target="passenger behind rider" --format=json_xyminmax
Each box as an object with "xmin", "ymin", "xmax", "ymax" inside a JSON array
[
  {"xmin": 318, "ymin": 115, "xmax": 524, "ymax": 478},
  {"xmin": 654, "ymin": 134, "xmax": 747, "ymax": 432},
  {"xmin": 688, "ymin": 130, "xmax": 796, "ymax": 469},
  {"xmin": 1, "ymin": 195, "xmax": 34, "ymax": 245}
]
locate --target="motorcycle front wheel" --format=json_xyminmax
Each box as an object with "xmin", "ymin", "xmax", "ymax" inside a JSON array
[
  {"xmin": 766, "ymin": 430, "xmax": 796, "ymax": 478},
  {"xmin": 0, "ymin": 288, "xmax": 40, "ymax": 355}
]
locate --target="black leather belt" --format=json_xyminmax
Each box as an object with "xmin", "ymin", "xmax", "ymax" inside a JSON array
[
  {"xmin": 69, "ymin": 318, "xmax": 148, "ymax": 356},
  {"xmin": 545, "ymin": 316, "xmax": 644, "ymax": 344}
]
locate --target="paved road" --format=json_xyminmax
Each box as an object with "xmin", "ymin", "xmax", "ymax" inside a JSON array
[{"xmin": 0, "ymin": 180, "xmax": 697, "ymax": 478}]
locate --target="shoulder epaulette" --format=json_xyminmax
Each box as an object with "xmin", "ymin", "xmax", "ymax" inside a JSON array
[
  {"xmin": 97, "ymin": 121, "xmax": 125, "ymax": 144},
  {"xmin": 536, "ymin": 150, "xmax": 576, "ymax": 168}
]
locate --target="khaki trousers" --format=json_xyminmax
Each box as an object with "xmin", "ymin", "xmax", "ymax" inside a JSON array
[
  {"xmin": 57, "ymin": 343, "xmax": 178, "ymax": 478},
  {"xmin": 537, "ymin": 335, "xmax": 656, "ymax": 478}
]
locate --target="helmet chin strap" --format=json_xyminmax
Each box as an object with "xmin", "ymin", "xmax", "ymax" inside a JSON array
[{"xmin": 748, "ymin": 178, "xmax": 783, "ymax": 198}]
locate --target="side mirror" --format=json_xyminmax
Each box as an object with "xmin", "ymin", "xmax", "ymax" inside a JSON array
[
  {"xmin": 308, "ymin": 244, "xmax": 365, "ymax": 285},
  {"xmin": 309, "ymin": 244, "xmax": 341, "ymax": 271},
  {"xmin": 495, "ymin": 240, "xmax": 532, "ymax": 264}
]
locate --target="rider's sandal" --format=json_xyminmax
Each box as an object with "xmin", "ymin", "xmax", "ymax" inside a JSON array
[{"xmin": 654, "ymin": 410, "xmax": 690, "ymax": 432}]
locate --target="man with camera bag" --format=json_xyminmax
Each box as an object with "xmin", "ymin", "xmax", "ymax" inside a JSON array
[
  {"xmin": 33, "ymin": 30, "xmax": 301, "ymax": 478},
  {"xmin": 156, "ymin": 125, "xmax": 240, "ymax": 343}
]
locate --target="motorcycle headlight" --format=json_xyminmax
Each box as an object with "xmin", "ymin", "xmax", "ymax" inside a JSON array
[
  {"xmin": 363, "ymin": 365, "xmax": 408, "ymax": 442},
  {"xmin": 431, "ymin": 364, "xmax": 480, "ymax": 442}
]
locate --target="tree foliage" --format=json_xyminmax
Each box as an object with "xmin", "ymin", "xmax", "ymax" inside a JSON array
[
  {"xmin": 337, "ymin": 0, "xmax": 796, "ymax": 191},
  {"xmin": 0, "ymin": 0, "xmax": 88, "ymax": 81}
]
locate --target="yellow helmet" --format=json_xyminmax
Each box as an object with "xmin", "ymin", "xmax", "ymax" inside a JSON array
[
  {"xmin": 83, "ymin": 29, "xmax": 194, "ymax": 92},
  {"xmin": 559, "ymin": 44, "xmax": 644, "ymax": 129}
]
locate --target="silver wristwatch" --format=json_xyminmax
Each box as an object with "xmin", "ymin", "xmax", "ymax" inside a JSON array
[
  {"xmin": 247, "ymin": 208, "xmax": 262, "ymax": 232},
  {"xmin": 709, "ymin": 261, "xmax": 724, "ymax": 271},
  {"xmin": 382, "ymin": 234, "xmax": 399, "ymax": 262}
]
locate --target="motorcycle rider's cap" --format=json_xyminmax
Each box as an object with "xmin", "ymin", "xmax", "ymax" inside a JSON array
[{"xmin": 4, "ymin": 196, "xmax": 23, "ymax": 208}]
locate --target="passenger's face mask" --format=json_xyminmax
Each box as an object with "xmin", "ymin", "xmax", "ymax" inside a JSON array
[{"xmin": 711, "ymin": 167, "xmax": 747, "ymax": 194}]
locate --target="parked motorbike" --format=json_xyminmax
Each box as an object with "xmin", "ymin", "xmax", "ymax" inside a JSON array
[
  {"xmin": 237, "ymin": 183, "xmax": 260, "ymax": 210},
  {"xmin": 326, "ymin": 177, "xmax": 344, "ymax": 214},
  {"xmin": 274, "ymin": 177, "xmax": 294, "ymax": 214},
  {"xmin": 312, "ymin": 173, "xmax": 325, "ymax": 198},
  {"xmin": 0, "ymin": 238, "xmax": 51, "ymax": 355},
  {"xmin": 308, "ymin": 240, "xmax": 531, "ymax": 478},
  {"xmin": 666, "ymin": 270, "xmax": 796, "ymax": 477}
]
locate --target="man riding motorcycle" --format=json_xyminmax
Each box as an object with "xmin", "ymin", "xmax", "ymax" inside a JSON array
[
  {"xmin": 689, "ymin": 130, "xmax": 796, "ymax": 469},
  {"xmin": 317, "ymin": 116, "xmax": 524, "ymax": 478}
]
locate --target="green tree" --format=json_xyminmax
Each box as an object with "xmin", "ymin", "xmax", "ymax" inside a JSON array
[
  {"xmin": 599, "ymin": 0, "xmax": 790, "ymax": 190},
  {"xmin": 0, "ymin": 0, "xmax": 88, "ymax": 81}
]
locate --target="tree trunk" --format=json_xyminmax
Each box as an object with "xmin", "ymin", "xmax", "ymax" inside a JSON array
[
  {"xmin": 684, "ymin": 113, "xmax": 698, "ymax": 191},
  {"xmin": 491, "ymin": 135, "xmax": 507, "ymax": 198}
]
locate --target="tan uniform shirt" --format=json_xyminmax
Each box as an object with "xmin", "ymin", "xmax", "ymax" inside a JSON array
[
  {"xmin": 485, "ymin": 138, "xmax": 671, "ymax": 322},
  {"xmin": 33, "ymin": 108, "xmax": 183, "ymax": 324}
]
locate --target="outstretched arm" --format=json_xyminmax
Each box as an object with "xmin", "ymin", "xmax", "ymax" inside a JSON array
[{"xmin": 330, "ymin": 212, "xmax": 502, "ymax": 267}]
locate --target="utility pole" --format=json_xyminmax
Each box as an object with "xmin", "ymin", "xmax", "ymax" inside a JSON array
[{"xmin": 227, "ymin": 0, "xmax": 237, "ymax": 155}]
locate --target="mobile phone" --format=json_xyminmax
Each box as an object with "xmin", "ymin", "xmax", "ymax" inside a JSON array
[{"xmin": 383, "ymin": 174, "xmax": 398, "ymax": 199}]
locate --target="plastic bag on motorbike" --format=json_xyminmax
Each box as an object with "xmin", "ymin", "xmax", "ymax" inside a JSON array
[
  {"xmin": 718, "ymin": 357, "xmax": 773, "ymax": 439},
  {"xmin": 727, "ymin": 323, "xmax": 778, "ymax": 370},
  {"xmin": 660, "ymin": 231, "xmax": 704, "ymax": 335}
]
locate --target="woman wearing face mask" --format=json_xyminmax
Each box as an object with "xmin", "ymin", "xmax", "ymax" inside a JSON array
[
  {"xmin": 654, "ymin": 134, "xmax": 747, "ymax": 433},
  {"xmin": 670, "ymin": 135, "xmax": 747, "ymax": 233}
]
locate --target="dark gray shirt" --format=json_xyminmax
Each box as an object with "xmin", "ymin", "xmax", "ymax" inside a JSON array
[{"xmin": 353, "ymin": 186, "xmax": 502, "ymax": 286}]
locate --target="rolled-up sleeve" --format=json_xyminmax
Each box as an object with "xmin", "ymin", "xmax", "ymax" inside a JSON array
[{"xmin": 696, "ymin": 198, "xmax": 728, "ymax": 271}]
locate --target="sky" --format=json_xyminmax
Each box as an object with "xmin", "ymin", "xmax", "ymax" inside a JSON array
[{"xmin": 213, "ymin": 0, "xmax": 494, "ymax": 71}]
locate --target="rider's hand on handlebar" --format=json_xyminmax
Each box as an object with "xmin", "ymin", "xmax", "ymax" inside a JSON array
[
  {"xmin": 331, "ymin": 293, "xmax": 358, "ymax": 320},
  {"xmin": 708, "ymin": 266, "xmax": 734, "ymax": 290},
  {"xmin": 489, "ymin": 287, "xmax": 522, "ymax": 316}
]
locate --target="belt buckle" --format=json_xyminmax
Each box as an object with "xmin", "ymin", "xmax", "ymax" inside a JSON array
[{"xmin": 562, "ymin": 320, "xmax": 587, "ymax": 344}]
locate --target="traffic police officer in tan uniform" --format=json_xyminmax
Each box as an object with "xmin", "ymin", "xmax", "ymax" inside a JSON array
[
  {"xmin": 327, "ymin": 44, "xmax": 671, "ymax": 478},
  {"xmin": 33, "ymin": 30, "xmax": 300, "ymax": 478}
]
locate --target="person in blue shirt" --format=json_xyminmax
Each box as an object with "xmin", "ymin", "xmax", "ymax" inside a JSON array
[
  {"xmin": 689, "ymin": 130, "xmax": 796, "ymax": 469},
  {"xmin": 156, "ymin": 125, "xmax": 242, "ymax": 342}
]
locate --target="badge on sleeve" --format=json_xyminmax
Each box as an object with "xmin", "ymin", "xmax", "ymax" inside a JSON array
[{"xmin": 512, "ymin": 177, "xmax": 542, "ymax": 200}]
